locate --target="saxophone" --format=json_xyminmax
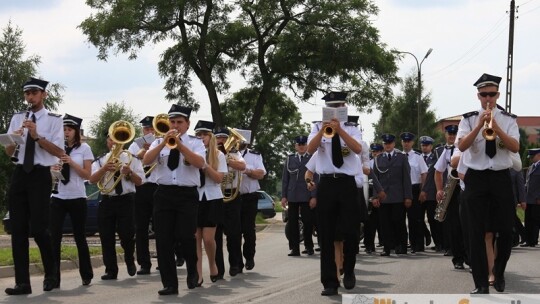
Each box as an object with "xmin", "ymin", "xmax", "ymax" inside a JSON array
[{"xmin": 434, "ymin": 169, "xmax": 459, "ymax": 222}]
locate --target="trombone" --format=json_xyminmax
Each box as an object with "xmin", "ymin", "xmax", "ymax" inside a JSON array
[
  {"xmin": 97, "ymin": 120, "xmax": 135, "ymax": 194},
  {"xmin": 482, "ymin": 101, "xmax": 496, "ymax": 141}
]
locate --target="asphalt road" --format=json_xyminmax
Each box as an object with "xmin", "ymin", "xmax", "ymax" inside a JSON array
[{"xmin": 1, "ymin": 218, "xmax": 539, "ymax": 304}]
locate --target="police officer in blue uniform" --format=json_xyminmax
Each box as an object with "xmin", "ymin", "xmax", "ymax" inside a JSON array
[
  {"xmin": 457, "ymin": 73, "xmax": 520, "ymax": 294},
  {"xmin": 5, "ymin": 77, "xmax": 64, "ymax": 295},
  {"xmin": 364, "ymin": 143, "xmax": 385, "ymax": 253},
  {"xmin": 306, "ymin": 91, "xmax": 363, "ymax": 296},
  {"xmin": 143, "ymin": 105, "xmax": 206, "ymax": 295},
  {"xmin": 372, "ymin": 133, "xmax": 412, "ymax": 256},
  {"xmin": 281, "ymin": 135, "xmax": 315, "ymax": 256}
]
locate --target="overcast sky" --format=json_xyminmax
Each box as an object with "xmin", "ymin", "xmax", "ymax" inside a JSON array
[{"xmin": 1, "ymin": 0, "xmax": 538, "ymax": 143}]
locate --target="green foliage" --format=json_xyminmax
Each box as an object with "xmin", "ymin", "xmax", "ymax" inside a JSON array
[
  {"xmin": 87, "ymin": 102, "xmax": 141, "ymax": 157},
  {"xmin": 221, "ymin": 88, "xmax": 310, "ymax": 196},
  {"xmin": 0, "ymin": 246, "xmax": 102, "ymax": 266},
  {"xmin": 0, "ymin": 21, "xmax": 64, "ymax": 213},
  {"xmin": 373, "ymin": 73, "xmax": 442, "ymax": 145}
]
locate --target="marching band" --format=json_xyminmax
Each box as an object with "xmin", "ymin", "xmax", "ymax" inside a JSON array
[{"xmin": 1, "ymin": 75, "xmax": 537, "ymax": 298}]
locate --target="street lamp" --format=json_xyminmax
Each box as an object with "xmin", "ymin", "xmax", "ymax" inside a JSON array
[{"xmin": 393, "ymin": 48, "xmax": 433, "ymax": 139}]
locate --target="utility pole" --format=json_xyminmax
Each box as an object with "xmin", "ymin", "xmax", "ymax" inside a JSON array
[{"xmin": 505, "ymin": 0, "xmax": 516, "ymax": 113}]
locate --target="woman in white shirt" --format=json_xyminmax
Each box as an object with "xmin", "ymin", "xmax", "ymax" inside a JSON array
[
  {"xmin": 194, "ymin": 121, "xmax": 228, "ymax": 286},
  {"xmin": 49, "ymin": 114, "xmax": 94, "ymax": 287}
]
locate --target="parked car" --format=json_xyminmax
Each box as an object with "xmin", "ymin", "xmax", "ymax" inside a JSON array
[
  {"xmin": 2, "ymin": 182, "xmax": 100, "ymax": 236},
  {"xmin": 256, "ymin": 190, "xmax": 276, "ymax": 219}
]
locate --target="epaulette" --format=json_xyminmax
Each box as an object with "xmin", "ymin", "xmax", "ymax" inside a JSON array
[
  {"xmin": 463, "ymin": 111, "xmax": 479, "ymax": 118},
  {"xmin": 248, "ymin": 149, "xmax": 261, "ymax": 155},
  {"xmin": 414, "ymin": 150, "xmax": 421, "ymax": 155},
  {"xmin": 312, "ymin": 121, "xmax": 321, "ymax": 124},
  {"xmin": 48, "ymin": 112, "xmax": 62, "ymax": 118},
  {"xmin": 93, "ymin": 152, "xmax": 108, "ymax": 163},
  {"xmin": 15, "ymin": 110, "xmax": 27, "ymax": 115},
  {"xmin": 288, "ymin": 153, "xmax": 295, "ymax": 157},
  {"xmin": 344, "ymin": 122, "xmax": 358, "ymax": 127},
  {"xmin": 500, "ymin": 110, "xmax": 517, "ymax": 119}
]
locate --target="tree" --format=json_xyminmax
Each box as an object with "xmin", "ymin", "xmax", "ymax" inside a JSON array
[
  {"xmin": 88, "ymin": 102, "xmax": 141, "ymax": 157},
  {"xmin": 221, "ymin": 88, "xmax": 310, "ymax": 196},
  {"xmin": 79, "ymin": 0, "xmax": 398, "ymax": 143},
  {"xmin": 373, "ymin": 73, "xmax": 441, "ymax": 146},
  {"xmin": 0, "ymin": 21, "xmax": 64, "ymax": 213}
]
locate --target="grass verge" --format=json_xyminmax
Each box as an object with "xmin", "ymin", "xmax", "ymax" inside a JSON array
[{"xmin": 0, "ymin": 245, "xmax": 102, "ymax": 267}]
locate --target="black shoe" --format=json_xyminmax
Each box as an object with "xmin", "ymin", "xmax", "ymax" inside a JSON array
[
  {"xmin": 380, "ymin": 251, "xmax": 390, "ymax": 256},
  {"xmin": 454, "ymin": 263, "xmax": 465, "ymax": 270},
  {"xmin": 444, "ymin": 250, "xmax": 453, "ymax": 256},
  {"xmin": 127, "ymin": 262, "xmax": 136, "ymax": 276},
  {"xmin": 43, "ymin": 279, "xmax": 58, "ymax": 292},
  {"xmin": 411, "ymin": 249, "xmax": 416, "ymax": 253},
  {"xmin": 82, "ymin": 279, "xmax": 92, "ymax": 286},
  {"xmin": 520, "ymin": 243, "xmax": 534, "ymax": 247},
  {"xmin": 210, "ymin": 274, "xmax": 222, "ymax": 282},
  {"xmin": 229, "ymin": 266, "xmax": 241, "ymax": 277},
  {"xmin": 101, "ymin": 273, "xmax": 118, "ymax": 280},
  {"xmin": 315, "ymin": 247, "xmax": 321, "ymax": 252},
  {"xmin": 158, "ymin": 286, "xmax": 178, "ymax": 295},
  {"xmin": 288, "ymin": 250, "xmax": 300, "ymax": 256},
  {"xmin": 196, "ymin": 279, "xmax": 204, "ymax": 287},
  {"xmin": 176, "ymin": 257, "xmax": 185, "ymax": 267},
  {"xmin": 306, "ymin": 249, "xmax": 315, "ymax": 255},
  {"xmin": 301, "ymin": 249, "xmax": 308, "ymax": 254},
  {"xmin": 321, "ymin": 287, "xmax": 338, "ymax": 296},
  {"xmin": 245, "ymin": 259, "xmax": 255, "ymax": 270},
  {"xmin": 343, "ymin": 273, "xmax": 356, "ymax": 290},
  {"xmin": 470, "ymin": 286, "xmax": 489, "ymax": 294},
  {"xmin": 493, "ymin": 278, "xmax": 505, "ymax": 292},
  {"xmin": 137, "ymin": 267, "xmax": 151, "ymax": 275},
  {"xmin": 187, "ymin": 272, "xmax": 199, "ymax": 289},
  {"xmin": 425, "ymin": 235, "xmax": 432, "ymax": 247},
  {"xmin": 5, "ymin": 284, "xmax": 32, "ymax": 295}
]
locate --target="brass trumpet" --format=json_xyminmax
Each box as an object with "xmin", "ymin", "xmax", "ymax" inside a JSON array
[
  {"xmin": 152, "ymin": 113, "xmax": 178, "ymax": 148},
  {"xmin": 482, "ymin": 101, "xmax": 496, "ymax": 141},
  {"xmin": 323, "ymin": 124, "xmax": 335, "ymax": 138},
  {"xmin": 97, "ymin": 120, "xmax": 135, "ymax": 194}
]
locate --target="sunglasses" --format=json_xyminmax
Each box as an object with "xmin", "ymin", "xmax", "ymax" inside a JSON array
[{"xmin": 478, "ymin": 92, "xmax": 498, "ymax": 98}]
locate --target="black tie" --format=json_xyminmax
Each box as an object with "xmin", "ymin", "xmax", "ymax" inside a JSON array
[
  {"xmin": 23, "ymin": 114, "xmax": 36, "ymax": 173},
  {"xmin": 114, "ymin": 170, "xmax": 123, "ymax": 195},
  {"xmin": 485, "ymin": 140, "xmax": 496, "ymax": 158},
  {"xmin": 423, "ymin": 155, "xmax": 428, "ymax": 162},
  {"xmin": 387, "ymin": 153, "xmax": 392, "ymax": 161},
  {"xmin": 331, "ymin": 134, "xmax": 344, "ymax": 168},
  {"xmin": 61, "ymin": 146, "xmax": 73, "ymax": 184},
  {"xmin": 168, "ymin": 149, "xmax": 180, "ymax": 170}
]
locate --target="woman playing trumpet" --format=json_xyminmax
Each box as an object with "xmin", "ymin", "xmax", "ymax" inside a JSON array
[{"xmin": 49, "ymin": 114, "xmax": 95, "ymax": 287}]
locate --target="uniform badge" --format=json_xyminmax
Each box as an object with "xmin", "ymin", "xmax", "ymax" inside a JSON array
[
  {"xmin": 183, "ymin": 159, "xmax": 191, "ymax": 166},
  {"xmin": 497, "ymin": 138, "xmax": 505, "ymax": 149},
  {"xmin": 341, "ymin": 147, "xmax": 351, "ymax": 157}
]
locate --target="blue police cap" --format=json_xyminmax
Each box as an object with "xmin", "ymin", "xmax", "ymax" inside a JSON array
[
  {"xmin": 295, "ymin": 135, "xmax": 308, "ymax": 144},
  {"xmin": 168, "ymin": 104, "xmax": 192, "ymax": 119},
  {"xmin": 63, "ymin": 113, "xmax": 82, "ymax": 129},
  {"xmin": 474, "ymin": 73, "xmax": 502, "ymax": 88},
  {"xmin": 400, "ymin": 132, "xmax": 415, "ymax": 141},
  {"xmin": 527, "ymin": 148, "xmax": 540, "ymax": 158},
  {"xmin": 381, "ymin": 133, "xmax": 395, "ymax": 143},
  {"xmin": 445, "ymin": 125, "xmax": 458, "ymax": 134},
  {"xmin": 322, "ymin": 91, "xmax": 347, "ymax": 105},
  {"xmin": 370, "ymin": 143, "xmax": 383, "ymax": 151},
  {"xmin": 139, "ymin": 116, "xmax": 154, "ymax": 127},
  {"xmin": 419, "ymin": 136, "xmax": 434, "ymax": 145},
  {"xmin": 194, "ymin": 120, "xmax": 216, "ymax": 133},
  {"xmin": 214, "ymin": 127, "xmax": 230, "ymax": 138}
]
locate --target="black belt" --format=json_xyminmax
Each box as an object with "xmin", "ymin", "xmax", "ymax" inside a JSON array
[
  {"xmin": 158, "ymin": 184, "xmax": 197, "ymax": 190},
  {"xmin": 102, "ymin": 193, "xmax": 135, "ymax": 200},
  {"xmin": 320, "ymin": 173, "xmax": 352, "ymax": 178},
  {"xmin": 15, "ymin": 164, "xmax": 50, "ymax": 170}
]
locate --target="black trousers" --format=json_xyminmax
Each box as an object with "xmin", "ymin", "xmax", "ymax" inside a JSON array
[
  {"xmin": 215, "ymin": 192, "xmax": 242, "ymax": 276},
  {"xmin": 406, "ymin": 184, "xmax": 424, "ymax": 251},
  {"xmin": 379, "ymin": 203, "xmax": 407, "ymax": 253},
  {"xmin": 287, "ymin": 201, "xmax": 314, "ymax": 252},
  {"xmin": 446, "ymin": 188, "xmax": 466, "ymax": 265},
  {"xmin": 8, "ymin": 166, "xmax": 56, "ymax": 285},
  {"xmin": 423, "ymin": 200, "xmax": 442, "ymax": 248},
  {"xmin": 363, "ymin": 202, "xmax": 380, "ymax": 251},
  {"xmin": 464, "ymin": 169, "xmax": 514, "ymax": 289},
  {"xmin": 317, "ymin": 175, "xmax": 359, "ymax": 289},
  {"xmin": 240, "ymin": 192, "xmax": 259, "ymax": 267},
  {"xmin": 524, "ymin": 204, "xmax": 540, "ymax": 246},
  {"xmin": 50, "ymin": 197, "xmax": 93, "ymax": 284},
  {"xmin": 135, "ymin": 182, "xmax": 157, "ymax": 269},
  {"xmin": 98, "ymin": 193, "xmax": 135, "ymax": 276},
  {"xmin": 153, "ymin": 185, "xmax": 198, "ymax": 289}
]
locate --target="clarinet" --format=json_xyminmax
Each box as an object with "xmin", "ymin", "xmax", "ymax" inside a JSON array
[
  {"xmin": 51, "ymin": 139, "xmax": 68, "ymax": 194},
  {"xmin": 10, "ymin": 109, "xmax": 31, "ymax": 163}
]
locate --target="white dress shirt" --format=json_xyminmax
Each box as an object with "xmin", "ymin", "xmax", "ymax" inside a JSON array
[
  {"xmin": 52, "ymin": 143, "xmax": 94, "ymax": 200},
  {"xmin": 198, "ymin": 151, "xmax": 228, "ymax": 201}
]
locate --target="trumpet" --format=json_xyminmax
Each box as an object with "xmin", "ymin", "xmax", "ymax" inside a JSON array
[
  {"xmin": 10, "ymin": 109, "xmax": 31, "ymax": 163},
  {"xmin": 482, "ymin": 101, "xmax": 496, "ymax": 141},
  {"xmin": 322, "ymin": 124, "xmax": 335, "ymax": 139},
  {"xmin": 97, "ymin": 120, "xmax": 135, "ymax": 194},
  {"xmin": 152, "ymin": 113, "xmax": 179, "ymax": 148}
]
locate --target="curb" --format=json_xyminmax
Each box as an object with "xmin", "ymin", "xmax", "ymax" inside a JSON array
[{"xmin": 0, "ymin": 255, "xmax": 105, "ymax": 279}]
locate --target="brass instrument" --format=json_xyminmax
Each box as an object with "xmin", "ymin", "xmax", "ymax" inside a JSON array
[
  {"xmin": 482, "ymin": 101, "xmax": 496, "ymax": 141},
  {"xmin": 10, "ymin": 109, "xmax": 31, "ymax": 163},
  {"xmin": 322, "ymin": 124, "xmax": 335, "ymax": 139},
  {"xmin": 97, "ymin": 120, "xmax": 135, "ymax": 194},
  {"xmin": 152, "ymin": 113, "xmax": 178, "ymax": 148},
  {"xmin": 434, "ymin": 169, "xmax": 459, "ymax": 222},
  {"xmin": 221, "ymin": 127, "xmax": 246, "ymax": 202}
]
